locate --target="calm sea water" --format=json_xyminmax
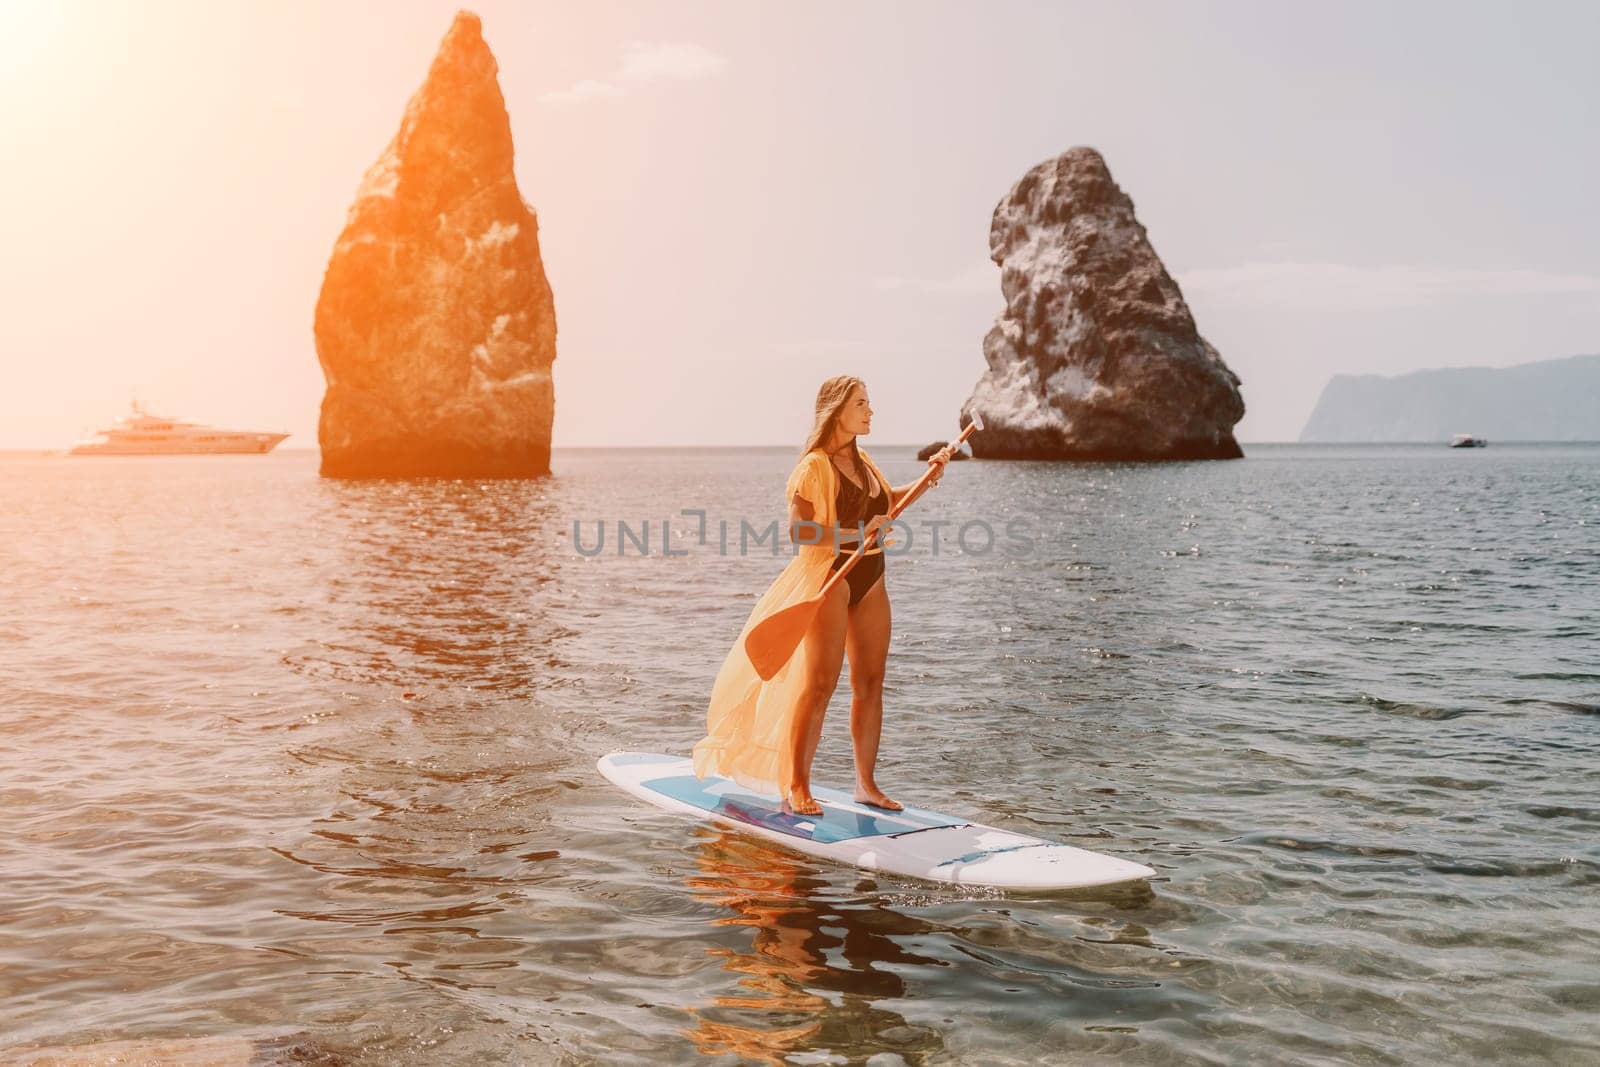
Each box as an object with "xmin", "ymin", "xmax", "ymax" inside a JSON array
[{"xmin": 1, "ymin": 444, "xmax": 1596, "ymax": 1065}]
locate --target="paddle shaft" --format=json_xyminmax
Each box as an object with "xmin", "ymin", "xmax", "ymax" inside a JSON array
[{"xmin": 810, "ymin": 421, "xmax": 979, "ymax": 597}]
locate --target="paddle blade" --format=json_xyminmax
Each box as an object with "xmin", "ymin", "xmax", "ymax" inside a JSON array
[{"xmin": 744, "ymin": 597, "xmax": 821, "ymax": 680}]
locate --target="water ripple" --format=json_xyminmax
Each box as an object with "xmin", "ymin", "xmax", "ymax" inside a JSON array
[{"xmin": 1, "ymin": 445, "xmax": 1597, "ymax": 1063}]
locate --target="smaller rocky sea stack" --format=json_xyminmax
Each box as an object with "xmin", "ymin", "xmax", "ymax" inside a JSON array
[
  {"xmin": 315, "ymin": 11, "xmax": 556, "ymax": 478},
  {"xmin": 961, "ymin": 147, "xmax": 1243, "ymax": 461}
]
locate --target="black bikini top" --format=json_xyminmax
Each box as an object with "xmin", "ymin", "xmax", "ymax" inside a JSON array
[{"xmin": 832, "ymin": 457, "xmax": 888, "ymax": 528}]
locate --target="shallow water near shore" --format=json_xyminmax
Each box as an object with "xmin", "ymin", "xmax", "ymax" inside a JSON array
[{"xmin": 2, "ymin": 443, "xmax": 1597, "ymax": 1064}]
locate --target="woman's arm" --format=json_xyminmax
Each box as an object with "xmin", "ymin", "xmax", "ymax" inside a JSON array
[
  {"xmin": 889, "ymin": 482, "xmax": 922, "ymax": 511},
  {"xmin": 889, "ymin": 447, "xmax": 952, "ymax": 511},
  {"xmin": 789, "ymin": 495, "xmax": 838, "ymax": 549}
]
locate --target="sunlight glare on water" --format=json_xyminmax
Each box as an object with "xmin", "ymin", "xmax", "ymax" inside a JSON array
[{"xmin": 2, "ymin": 444, "xmax": 1597, "ymax": 1064}]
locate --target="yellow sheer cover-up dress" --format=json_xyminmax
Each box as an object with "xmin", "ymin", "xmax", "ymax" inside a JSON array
[{"xmin": 692, "ymin": 446, "xmax": 896, "ymax": 796}]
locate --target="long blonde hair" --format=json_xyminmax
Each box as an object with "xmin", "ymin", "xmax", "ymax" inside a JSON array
[{"xmin": 802, "ymin": 375, "xmax": 866, "ymax": 460}]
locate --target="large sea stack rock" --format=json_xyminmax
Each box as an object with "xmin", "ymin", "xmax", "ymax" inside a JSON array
[
  {"xmin": 961, "ymin": 147, "xmax": 1243, "ymax": 461},
  {"xmin": 314, "ymin": 11, "xmax": 556, "ymax": 478}
]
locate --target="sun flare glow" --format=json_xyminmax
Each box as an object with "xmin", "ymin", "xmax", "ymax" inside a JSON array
[{"xmin": 0, "ymin": 1, "xmax": 71, "ymax": 86}]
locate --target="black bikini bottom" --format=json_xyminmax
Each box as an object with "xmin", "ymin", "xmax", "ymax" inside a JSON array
[{"xmin": 830, "ymin": 547, "xmax": 885, "ymax": 608}]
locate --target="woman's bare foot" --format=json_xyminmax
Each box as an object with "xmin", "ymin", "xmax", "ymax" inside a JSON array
[
  {"xmin": 782, "ymin": 791, "xmax": 823, "ymax": 817},
  {"xmin": 854, "ymin": 787, "xmax": 902, "ymax": 812}
]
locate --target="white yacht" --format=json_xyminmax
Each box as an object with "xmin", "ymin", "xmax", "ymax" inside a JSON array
[
  {"xmin": 1449, "ymin": 433, "xmax": 1487, "ymax": 449},
  {"xmin": 69, "ymin": 403, "xmax": 290, "ymax": 456}
]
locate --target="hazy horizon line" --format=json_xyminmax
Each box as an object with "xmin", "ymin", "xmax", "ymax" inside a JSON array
[{"xmin": 7, "ymin": 440, "xmax": 1600, "ymax": 459}]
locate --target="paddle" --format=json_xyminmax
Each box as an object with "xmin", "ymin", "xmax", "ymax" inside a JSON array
[{"xmin": 744, "ymin": 414, "xmax": 984, "ymax": 681}]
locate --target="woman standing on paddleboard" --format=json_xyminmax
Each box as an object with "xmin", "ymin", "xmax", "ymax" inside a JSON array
[{"xmin": 693, "ymin": 376, "xmax": 954, "ymax": 816}]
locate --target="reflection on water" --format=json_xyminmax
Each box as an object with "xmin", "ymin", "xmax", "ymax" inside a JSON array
[
  {"xmin": 291, "ymin": 478, "xmax": 567, "ymax": 696},
  {"xmin": 683, "ymin": 830, "xmax": 945, "ymax": 1064},
  {"xmin": 3, "ymin": 446, "xmax": 1599, "ymax": 1063}
]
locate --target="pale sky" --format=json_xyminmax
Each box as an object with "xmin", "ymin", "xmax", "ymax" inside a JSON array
[{"xmin": 3, "ymin": 0, "xmax": 1597, "ymax": 449}]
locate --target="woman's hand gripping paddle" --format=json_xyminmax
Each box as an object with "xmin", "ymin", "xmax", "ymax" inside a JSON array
[{"xmin": 744, "ymin": 415, "xmax": 983, "ymax": 681}]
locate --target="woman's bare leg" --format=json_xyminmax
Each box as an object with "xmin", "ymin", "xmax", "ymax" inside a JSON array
[
  {"xmin": 844, "ymin": 575, "xmax": 899, "ymax": 810},
  {"xmin": 784, "ymin": 581, "xmax": 849, "ymax": 816}
]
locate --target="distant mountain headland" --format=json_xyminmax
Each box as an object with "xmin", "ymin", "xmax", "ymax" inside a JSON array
[{"xmin": 1299, "ymin": 354, "xmax": 1600, "ymax": 442}]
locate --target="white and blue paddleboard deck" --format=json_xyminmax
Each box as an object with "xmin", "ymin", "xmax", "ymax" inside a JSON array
[{"xmin": 598, "ymin": 752, "xmax": 1155, "ymax": 891}]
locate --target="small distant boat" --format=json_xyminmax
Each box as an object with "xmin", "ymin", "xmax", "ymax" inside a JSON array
[
  {"xmin": 1449, "ymin": 433, "xmax": 1487, "ymax": 449},
  {"xmin": 69, "ymin": 402, "xmax": 289, "ymax": 456}
]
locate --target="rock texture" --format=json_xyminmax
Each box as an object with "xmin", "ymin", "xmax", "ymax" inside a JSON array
[
  {"xmin": 315, "ymin": 11, "xmax": 555, "ymax": 478},
  {"xmin": 961, "ymin": 147, "xmax": 1243, "ymax": 461},
  {"xmin": 1300, "ymin": 354, "xmax": 1600, "ymax": 442}
]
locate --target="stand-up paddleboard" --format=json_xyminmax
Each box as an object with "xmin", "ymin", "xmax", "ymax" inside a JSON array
[{"xmin": 598, "ymin": 752, "xmax": 1155, "ymax": 891}]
